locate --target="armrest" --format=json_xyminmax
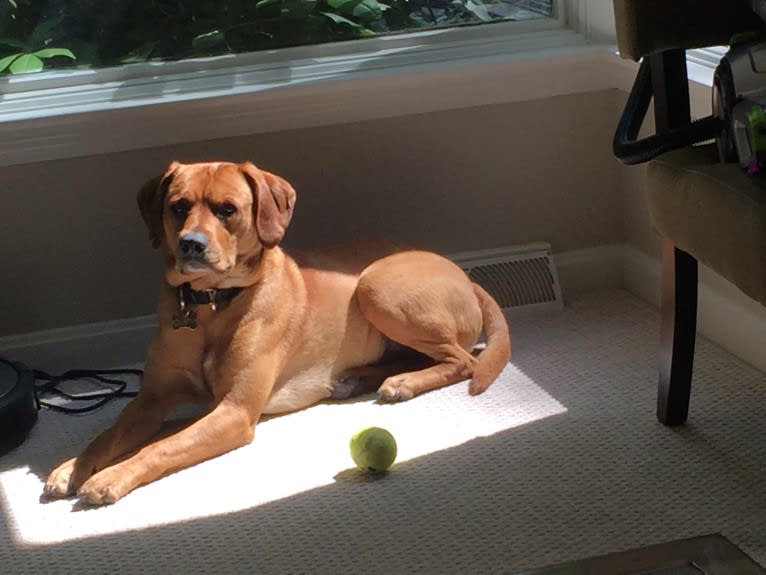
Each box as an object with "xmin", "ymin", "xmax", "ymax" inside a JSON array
[{"xmin": 613, "ymin": 0, "xmax": 765, "ymax": 60}]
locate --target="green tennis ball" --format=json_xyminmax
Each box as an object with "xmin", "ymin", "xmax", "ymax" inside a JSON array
[{"xmin": 349, "ymin": 426, "xmax": 397, "ymax": 473}]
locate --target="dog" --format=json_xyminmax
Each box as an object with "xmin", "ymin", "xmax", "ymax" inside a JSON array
[{"xmin": 43, "ymin": 161, "xmax": 511, "ymax": 505}]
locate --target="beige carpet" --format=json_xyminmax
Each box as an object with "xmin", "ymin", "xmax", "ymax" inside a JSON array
[{"xmin": 1, "ymin": 290, "xmax": 765, "ymax": 574}]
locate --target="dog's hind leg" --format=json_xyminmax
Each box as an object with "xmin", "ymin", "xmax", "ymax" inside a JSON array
[
  {"xmin": 374, "ymin": 344, "xmax": 478, "ymax": 401},
  {"xmin": 355, "ymin": 251, "xmax": 488, "ymax": 401},
  {"xmin": 332, "ymin": 354, "xmax": 433, "ymax": 399}
]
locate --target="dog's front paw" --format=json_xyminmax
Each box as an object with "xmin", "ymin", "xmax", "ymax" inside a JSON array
[
  {"xmin": 77, "ymin": 467, "xmax": 133, "ymax": 506},
  {"xmin": 377, "ymin": 375, "xmax": 415, "ymax": 403},
  {"xmin": 43, "ymin": 458, "xmax": 80, "ymax": 499}
]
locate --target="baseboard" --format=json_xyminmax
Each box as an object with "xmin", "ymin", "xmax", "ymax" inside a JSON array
[
  {"xmin": 1, "ymin": 244, "xmax": 763, "ymax": 375},
  {"xmin": 0, "ymin": 315, "xmax": 157, "ymax": 373},
  {"xmin": 623, "ymin": 246, "xmax": 766, "ymax": 374},
  {"xmin": 622, "ymin": 245, "xmax": 661, "ymax": 307},
  {"xmin": 0, "ymin": 244, "xmax": 623, "ymax": 373},
  {"xmin": 554, "ymin": 244, "xmax": 626, "ymax": 297}
]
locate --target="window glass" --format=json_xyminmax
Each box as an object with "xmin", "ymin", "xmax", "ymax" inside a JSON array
[{"xmin": 1, "ymin": 0, "xmax": 553, "ymax": 75}]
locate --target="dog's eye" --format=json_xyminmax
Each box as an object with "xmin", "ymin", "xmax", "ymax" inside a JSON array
[
  {"xmin": 214, "ymin": 203, "xmax": 237, "ymax": 219},
  {"xmin": 170, "ymin": 200, "xmax": 190, "ymax": 217}
]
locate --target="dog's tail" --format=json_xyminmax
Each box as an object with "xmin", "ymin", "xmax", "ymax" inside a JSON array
[{"xmin": 469, "ymin": 283, "xmax": 512, "ymax": 395}]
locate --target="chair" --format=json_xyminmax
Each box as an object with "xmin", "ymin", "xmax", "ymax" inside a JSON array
[{"xmin": 612, "ymin": 0, "xmax": 766, "ymax": 426}]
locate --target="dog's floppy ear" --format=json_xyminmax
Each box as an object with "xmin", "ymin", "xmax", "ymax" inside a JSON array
[
  {"xmin": 137, "ymin": 162, "xmax": 180, "ymax": 249},
  {"xmin": 239, "ymin": 162, "xmax": 296, "ymax": 248}
]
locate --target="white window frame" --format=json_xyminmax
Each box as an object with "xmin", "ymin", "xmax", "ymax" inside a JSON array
[{"xmin": 0, "ymin": 0, "xmax": 611, "ymax": 167}]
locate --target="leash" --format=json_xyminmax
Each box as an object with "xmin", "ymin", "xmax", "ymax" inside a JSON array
[{"xmin": 32, "ymin": 366, "xmax": 143, "ymax": 414}]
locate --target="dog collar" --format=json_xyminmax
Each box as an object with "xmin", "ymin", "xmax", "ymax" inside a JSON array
[
  {"xmin": 181, "ymin": 284, "xmax": 242, "ymax": 311},
  {"xmin": 172, "ymin": 284, "xmax": 242, "ymax": 330}
]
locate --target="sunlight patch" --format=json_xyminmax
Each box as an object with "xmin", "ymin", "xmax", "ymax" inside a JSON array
[{"xmin": 0, "ymin": 364, "xmax": 565, "ymax": 545}]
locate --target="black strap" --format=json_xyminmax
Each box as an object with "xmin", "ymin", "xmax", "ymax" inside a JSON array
[
  {"xmin": 33, "ymin": 367, "xmax": 142, "ymax": 414},
  {"xmin": 182, "ymin": 284, "xmax": 242, "ymax": 308},
  {"xmin": 613, "ymin": 57, "xmax": 723, "ymax": 166}
]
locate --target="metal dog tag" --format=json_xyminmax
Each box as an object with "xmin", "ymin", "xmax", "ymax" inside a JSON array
[
  {"xmin": 172, "ymin": 307, "xmax": 197, "ymax": 330},
  {"xmin": 172, "ymin": 287, "xmax": 197, "ymax": 329}
]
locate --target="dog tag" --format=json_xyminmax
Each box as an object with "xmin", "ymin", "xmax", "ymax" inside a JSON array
[
  {"xmin": 172, "ymin": 307, "xmax": 197, "ymax": 330},
  {"xmin": 173, "ymin": 285, "xmax": 197, "ymax": 329}
]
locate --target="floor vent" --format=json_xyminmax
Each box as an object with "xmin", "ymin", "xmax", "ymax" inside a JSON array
[{"xmin": 450, "ymin": 242, "xmax": 563, "ymax": 312}]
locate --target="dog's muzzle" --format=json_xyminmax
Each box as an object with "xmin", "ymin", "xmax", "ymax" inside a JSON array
[{"xmin": 178, "ymin": 231, "xmax": 210, "ymax": 268}]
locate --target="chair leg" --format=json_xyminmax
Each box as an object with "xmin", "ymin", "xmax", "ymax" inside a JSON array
[
  {"xmin": 657, "ymin": 238, "xmax": 698, "ymax": 426},
  {"xmin": 648, "ymin": 50, "xmax": 698, "ymax": 426}
]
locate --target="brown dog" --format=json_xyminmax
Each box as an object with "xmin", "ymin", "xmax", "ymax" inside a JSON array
[{"xmin": 43, "ymin": 161, "xmax": 511, "ymax": 505}]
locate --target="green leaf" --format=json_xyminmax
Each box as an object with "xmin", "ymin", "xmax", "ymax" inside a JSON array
[
  {"xmin": 256, "ymin": 0, "xmax": 281, "ymax": 7},
  {"xmin": 29, "ymin": 17, "xmax": 62, "ymax": 47},
  {"xmin": 321, "ymin": 11, "xmax": 364, "ymax": 28},
  {"xmin": 352, "ymin": 0, "xmax": 382, "ymax": 21},
  {"xmin": 325, "ymin": 0, "xmax": 381, "ymax": 21},
  {"xmin": 32, "ymin": 17, "xmax": 62, "ymax": 38},
  {"xmin": 0, "ymin": 38, "xmax": 24, "ymax": 49},
  {"xmin": 33, "ymin": 48, "xmax": 76, "ymax": 60},
  {"xmin": 7, "ymin": 0, "xmax": 18, "ymax": 9},
  {"xmin": 192, "ymin": 30, "xmax": 226, "ymax": 51},
  {"xmin": 120, "ymin": 41, "xmax": 156, "ymax": 63},
  {"xmin": 65, "ymin": 39, "xmax": 96, "ymax": 65},
  {"xmin": 9, "ymin": 53, "xmax": 43, "ymax": 74},
  {"xmin": 0, "ymin": 53, "xmax": 19, "ymax": 73},
  {"xmin": 279, "ymin": 0, "xmax": 316, "ymax": 18}
]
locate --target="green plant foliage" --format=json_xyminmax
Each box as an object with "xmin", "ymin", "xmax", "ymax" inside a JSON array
[
  {"xmin": 0, "ymin": 47, "xmax": 74, "ymax": 73},
  {"xmin": 0, "ymin": 5, "xmax": 75, "ymax": 73},
  {"xmin": 0, "ymin": 0, "xmax": 530, "ymax": 75}
]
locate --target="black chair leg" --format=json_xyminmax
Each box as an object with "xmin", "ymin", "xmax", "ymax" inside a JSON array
[
  {"xmin": 648, "ymin": 50, "xmax": 699, "ymax": 426},
  {"xmin": 657, "ymin": 238, "xmax": 698, "ymax": 425}
]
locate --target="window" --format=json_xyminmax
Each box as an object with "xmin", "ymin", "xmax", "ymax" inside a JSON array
[
  {"xmin": 1, "ymin": 0, "xmax": 553, "ymax": 76},
  {"xmin": 0, "ymin": 1, "xmax": 585, "ymax": 167}
]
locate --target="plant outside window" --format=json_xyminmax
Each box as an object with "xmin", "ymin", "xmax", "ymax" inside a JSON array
[{"xmin": 0, "ymin": 0, "xmax": 552, "ymax": 75}]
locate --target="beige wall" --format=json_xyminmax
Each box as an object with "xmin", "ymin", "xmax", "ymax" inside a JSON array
[
  {"xmin": 614, "ymin": 91, "xmax": 664, "ymax": 257},
  {"xmin": 615, "ymin": 89, "xmax": 660, "ymax": 258},
  {"xmin": 1, "ymin": 89, "xmax": 623, "ymax": 337}
]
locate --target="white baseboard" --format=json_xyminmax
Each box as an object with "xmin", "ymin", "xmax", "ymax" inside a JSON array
[
  {"xmin": 554, "ymin": 244, "xmax": 625, "ymax": 296},
  {"xmin": 0, "ymin": 315, "xmax": 157, "ymax": 373},
  {"xmin": 1, "ymin": 244, "xmax": 763, "ymax": 374},
  {"xmin": 623, "ymin": 246, "xmax": 766, "ymax": 374},
  {"xmin": 622, "ymin": 246, "xmax": 661, "ymax": 307},
  {"xmin": 0, "ymin": 244, "xmax": 625, "ymax": 373}
]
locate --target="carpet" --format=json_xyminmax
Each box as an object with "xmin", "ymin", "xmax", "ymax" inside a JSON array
[
  {"xmin": 513, "ymin": 534, "xmax": 766, "ymax": 574},
  {"xmin": 1, "ymin": 290, "xmax": 765, "ymax": 574}
]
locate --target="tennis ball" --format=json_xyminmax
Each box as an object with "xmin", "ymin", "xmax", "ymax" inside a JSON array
[{"xmin": 349, "ymin": 426, "xmax": 397, "ymax": 473}]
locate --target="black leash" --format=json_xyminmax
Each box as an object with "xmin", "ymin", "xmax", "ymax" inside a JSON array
[{"xmin": 32, "ymin": 367, "xmax": 142, "ymax": 414}]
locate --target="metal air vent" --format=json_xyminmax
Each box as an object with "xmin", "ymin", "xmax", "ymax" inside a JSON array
[{"xmin": 450, "ymin": 242, "xmax": 563, "ymax": 312}]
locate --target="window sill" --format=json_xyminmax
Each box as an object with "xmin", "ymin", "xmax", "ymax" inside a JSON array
[{"xmin": 0, "ymin": 19, "xmax": 613, "ymax": 167}]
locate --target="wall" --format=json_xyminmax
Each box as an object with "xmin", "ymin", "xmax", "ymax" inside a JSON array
[
  {"xmin": 0, "ymin": 89, "xmax": 621, "ymax": 337},
  {"xmin": 614, "ymin": 91, "xmax": 660, "ymax": 258}
]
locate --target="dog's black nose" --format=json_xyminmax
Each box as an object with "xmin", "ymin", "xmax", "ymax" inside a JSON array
[{"xmin": 179, "ymin": 232, "xmax": 209, "ymax": 256}]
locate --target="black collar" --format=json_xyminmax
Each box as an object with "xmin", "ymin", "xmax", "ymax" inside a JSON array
[{"xmin": 180, "ymin": 283, "xmax": 242, "ymax": 311}]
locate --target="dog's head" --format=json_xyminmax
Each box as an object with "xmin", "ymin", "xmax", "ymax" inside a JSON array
[{"xmin": 137, "ymin": 161, "xmax": 296, "ymax": 286}]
